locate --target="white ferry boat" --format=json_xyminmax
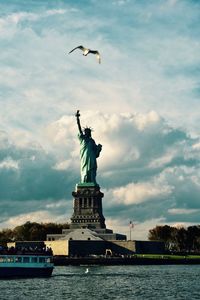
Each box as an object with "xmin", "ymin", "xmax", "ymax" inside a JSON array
[{"xmin": 0, "ymin": 254, "xmax": 54, "ymax": 278}]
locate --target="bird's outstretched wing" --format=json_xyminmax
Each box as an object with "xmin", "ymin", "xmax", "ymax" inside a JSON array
[
  {"xmin": 68, "ymin": 45, "xmax": 85, "ymax": 54},
  {"xmin": 96, "ymin": 52, "xmax": 101, "ymax": 64},
  {"xmin": 89, "ymin": 50, "xmax": 101, "ymax": 64}
]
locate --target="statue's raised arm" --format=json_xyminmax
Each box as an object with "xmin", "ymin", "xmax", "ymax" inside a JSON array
[
  {"xmin": 75, "ymin": 110, "xmax": 102, "ymax": 185},
  {"xmin": 75, "ymin": 110, "xmax": 83, "ymax": 135}
]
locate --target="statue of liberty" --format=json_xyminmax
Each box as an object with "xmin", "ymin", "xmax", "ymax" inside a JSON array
[{"xmin": 75, "ymin": 110, "xmax": 102, "ymax": 184}]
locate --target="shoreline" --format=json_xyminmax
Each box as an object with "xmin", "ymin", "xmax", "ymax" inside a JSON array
[{"xmin": 53, "ymin": 255, "xmax": 200, "ymax": 266}]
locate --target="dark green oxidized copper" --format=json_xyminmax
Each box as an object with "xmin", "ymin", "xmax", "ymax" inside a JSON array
[{"xmin": 75, "ymin": 110, "xmax": 102, "ymax": 184}]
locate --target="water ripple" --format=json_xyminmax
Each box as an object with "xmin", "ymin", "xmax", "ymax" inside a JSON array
[{"xmin": 1, "ymin": 265, "xmax": 200, "ymax": 300}]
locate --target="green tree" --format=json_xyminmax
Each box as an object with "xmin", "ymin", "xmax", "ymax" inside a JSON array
[
  {"xmin": 0, "ymin": 221, "xmax": 70, "ymax": 243},
  {"xmin": 187, "ymin": 226, "xmax": 200, "ymax": 252},
  {"xmin": 148, "ymin": 225, "xmax": 173, "ymax": 248},
  {"xmin": 148, "ymin": 224, "xmax": 200, "ymax": 252},
  {"xmin": 0, "ymin": 229, "xmax": 14, "ymax": 245},
  {"xmin": 175, "ymin": 227, "xmax": 188, "ymax": 252}
]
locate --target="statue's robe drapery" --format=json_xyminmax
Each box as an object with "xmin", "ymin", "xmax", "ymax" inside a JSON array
[{"xmin": 78, "ymin": 133, "xmax": 101, "ymax": 184}]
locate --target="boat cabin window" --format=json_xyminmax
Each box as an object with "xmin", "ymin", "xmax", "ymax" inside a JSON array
[
  {"xmin": 7, "ymin": 257, "xmax": 14, "ymax": 262},
  {"xmin": 39, "ymin": 257, "xmax": 45, "ymax": 263},
  {"xmin": 46, "ymin": 257, "xmax": 51, "ymax": 263},
  {"xmin": 23, "ymin": 257, "xmax": 30, "ymax": 263},
  {"xmin": 0, "ymin": 256, "xmax": 6, "ymax": 262},
  {"xmin": 31, "ymin": 257, "xmax": 38, "ymax": 263},
  {"xmin": 15, "ymin": 257, "xmax": 22, "ymax": 263}
]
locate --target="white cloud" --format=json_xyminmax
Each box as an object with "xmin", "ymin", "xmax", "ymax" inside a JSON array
[
  {"xmin": 133, "ymin": 111, "xmax": 160, "ymax": 131},
  {"xmin": 0, "ymin": 9, "xmax": 67, "ymax": 31},
  {"xmin": 149, "ymin": 149, "xmax": 176, "ymax": 168},
  {"xmin": 45, "ymin": 200, "xmax": 67, "ymax": 209},
  {"xmin": 0, "ymin": 157, "xmax": 19, "ymax": 170},
  {"xmin": 0, "ymin": 210, "xmax": 59, "ymax": 229},
  {"xmin": 53, "ymin": 160, "xmax": 72, "ymax": 171},
  {"xmin": 44, "ymin": 9, "xmax": 67, "ymax": 16},
  {"xmin": 110, "ymin": 179, "xmax": 172, "ymax": 205},
  {"xmin": 192, "ymin": 142, "xmax": 200, "ymax": 150},
  {"xmin": 168, "ymin": 208, "xmax": 200, "ymax": 215}
]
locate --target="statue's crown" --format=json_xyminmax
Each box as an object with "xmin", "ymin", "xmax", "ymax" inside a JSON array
[{"xmin": 83, "ymin": 126, "xmax": 93, "ymax": 133}]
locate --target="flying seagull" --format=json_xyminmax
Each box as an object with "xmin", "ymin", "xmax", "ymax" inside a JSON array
[{"xmin": 68, "ymin": 45, "xmax": 101, "ymax": 64}]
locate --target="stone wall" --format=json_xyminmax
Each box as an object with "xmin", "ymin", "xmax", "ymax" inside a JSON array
[{"xmin": 44, "ymin": 240, "xmax": 69, "ymax": 256}]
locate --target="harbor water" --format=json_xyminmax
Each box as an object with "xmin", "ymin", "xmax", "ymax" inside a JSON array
[{"xmin": 0, "ymin": 265, "xmax": 200, "ymax": 300}]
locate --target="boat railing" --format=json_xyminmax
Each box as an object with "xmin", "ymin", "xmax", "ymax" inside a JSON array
[{"xmin": 0, "ymin": 255, "xmax": 53, "ymax": 264}]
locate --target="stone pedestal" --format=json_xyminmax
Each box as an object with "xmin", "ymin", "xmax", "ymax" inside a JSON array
[{"xmin": 70, "ymin": 183, "xmax": 106, "ymax": 229}]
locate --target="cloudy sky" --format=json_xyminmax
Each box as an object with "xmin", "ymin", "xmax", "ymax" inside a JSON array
[{"xmin": 1, "ymin": 0, "xmax": 200, "ymax": 240}]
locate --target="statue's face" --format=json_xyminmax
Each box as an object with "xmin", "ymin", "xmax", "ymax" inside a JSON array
[{"xmin": 84, "ymin": 129, "xmax": 91, "ymax": 137}]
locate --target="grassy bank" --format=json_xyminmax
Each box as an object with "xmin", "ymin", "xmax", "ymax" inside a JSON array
[{"xmin": 136, "ymin": 254, "xmax": 200, "ymax": 259}]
